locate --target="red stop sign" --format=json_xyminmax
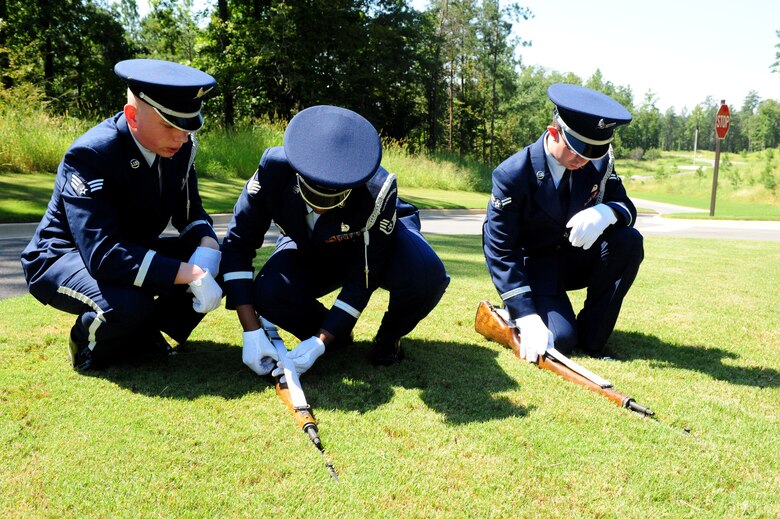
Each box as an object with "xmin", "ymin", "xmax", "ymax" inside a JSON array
[{"xmin": 715, "ymin": 103, "xmax": 731, "ymax": 139}]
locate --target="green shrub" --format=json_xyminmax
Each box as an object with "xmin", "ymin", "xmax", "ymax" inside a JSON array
[
  {"xmin": 628, "ymin": 147, "xmax": 644, "ymax": 160},
  {"xmin": 759, "ymin": 153, "xmax": 777, "ymax": 192},
  {"xmin": 654, "ymin": 165, "xmax": 668, "ymax": 180}
]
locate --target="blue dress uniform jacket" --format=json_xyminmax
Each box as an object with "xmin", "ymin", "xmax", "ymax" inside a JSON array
[
  {"xmin": 221, "ymin": 146, "xmax": 399, "ymax": 339},
  {"xmin": 22, "ymin": 112, "xmax": 217, "ymax": 305},
  {"xmin": 483, "ymin": 134, "xmax": 638, "ymax": 322}
]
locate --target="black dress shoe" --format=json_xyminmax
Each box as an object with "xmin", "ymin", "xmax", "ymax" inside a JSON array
[
  {"xmin": 368, "ymin": 336, "xmax": 404, "ymax": 366},
  {"xmin": 68, "ymin": 336, "xmax": 98, "ymax": 371},
  {"xmin": 328, "ymin": 332, "xmax": 354, "ymax": 351}
]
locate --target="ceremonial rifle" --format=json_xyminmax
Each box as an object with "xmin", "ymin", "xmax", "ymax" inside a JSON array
[
  {"xmin": 474, "ymin": 300, "xmax": 653, "ymax": 416},
  {"xmin": 260, "ymin": 318, "xmax": 339, "ymax": 481}
]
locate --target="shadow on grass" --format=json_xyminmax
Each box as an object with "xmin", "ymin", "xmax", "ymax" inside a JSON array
[
  {"xmin": 311, "ymin": 339, "xmax": 528, "ymax": 425},
  {"xmin": 605, "ymin": 330, "xmax": 780, "ymax": 388},
  {"xmin": 84, "ymin": 340, "xmax": 262, "ymax": 400},
  {"xmin": 89, "ymin": 338, "xmax": 529, "ymax": 425}
]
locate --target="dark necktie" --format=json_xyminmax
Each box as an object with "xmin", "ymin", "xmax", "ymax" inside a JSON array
[
  {"xmin": 152, "ymin": 155, "xmax": 162, "ymax": 194},
  {"xmin": 558, "ymin": 169, "xmax": 571, "ymax": 213}
]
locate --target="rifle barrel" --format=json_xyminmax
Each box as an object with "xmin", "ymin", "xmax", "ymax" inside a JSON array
[{"xmin": 625, "ymin": 399, "xmax": 654, "ymax": 416}]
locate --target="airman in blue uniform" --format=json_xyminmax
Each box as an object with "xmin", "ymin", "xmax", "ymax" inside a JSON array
[
  {"xmin": 221, "ymin": 105, "xmax": 449, "ymax": 376},
  {"xmin": 21, "ymin": 59, "xmax": 223, "ymax": 371},
  {"xmin": 483, "ymin": 84, "xmax": 644, "ymax": 361}
]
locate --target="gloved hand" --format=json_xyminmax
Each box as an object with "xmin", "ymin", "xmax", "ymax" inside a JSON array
[
  {"xmin": 566, "ymin": 204, "xmax": 618, "ymax": 250},
  {"xmin": 242, "ymin": 329, "xmax": 279, "ymax": 376},
  {"xmin": 515, "ymin": 313, "xmax": 553, "ymax": 363},
  {"xmin": 188, "ymin": 270, "xmax": 222, "ymax": 313},
  {"xmin": 272, "ymin": 336, "xmax": 325, "ymax": 377},
  {"xmin": 188, "ymin": 246, "xmax": 222, "ymax": 277}
]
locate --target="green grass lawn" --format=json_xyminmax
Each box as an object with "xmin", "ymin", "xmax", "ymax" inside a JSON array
[{"xmin": 2, "ymin": 235, "xmax": 779, "ymax": 517}]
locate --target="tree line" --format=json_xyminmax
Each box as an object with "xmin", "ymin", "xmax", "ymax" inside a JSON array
[{"xmin": 2, "ymin": 0, "xmax": 778, "ymax": 163}]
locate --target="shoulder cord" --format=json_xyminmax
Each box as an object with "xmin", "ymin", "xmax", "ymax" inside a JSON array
[
  {"xmin": 362, "ymin": 173, "xmax": 397, "ymax": 288},
  {"xmin": 184, "ymin": 134, "xmax": 198, "ymax": 220},
  {"xmin": 595, "ymin": 145, "xmax": 614, "ymax": 205}
]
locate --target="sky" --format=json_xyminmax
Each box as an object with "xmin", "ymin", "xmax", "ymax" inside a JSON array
[
  {"xmin": 133, "ymin": 0, "xmax": 779, "ymax": 113},
  {"xmin": 499, "ymin": 0, "xmax": 779, "ymax": 113}
]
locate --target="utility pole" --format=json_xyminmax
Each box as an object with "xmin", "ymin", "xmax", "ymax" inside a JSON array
[{"xmin": 692, "ymin": 113, "xmax": 699, "ymax": 166}]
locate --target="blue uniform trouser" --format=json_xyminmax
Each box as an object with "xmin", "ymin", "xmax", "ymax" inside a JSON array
[
  {"xmin": 254, "ymin": 216, "xmax": 449, "ymax": 343},
  {"xmin": 43, "ymin": 238, "xmax": 204, "ymax": 365},
  {"xmin": 535, "ymin": 226, "xmax": 643, "ymax": 355}
]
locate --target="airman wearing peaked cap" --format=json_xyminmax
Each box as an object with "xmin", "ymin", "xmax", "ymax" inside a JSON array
[
  {"xmin": 284, "ymin": 105, "xmax": 383, "ymax": 210},
  {"xmin": 547, "ymin": 83, "xmax": 633, "ymax": 160},
  {"xmin": 114, "ymin": 58, "xmax": 216, "ymax": 132},
  {"xmin": 221, "ymin": 105, "xmax": 450, "ymax": 378},
  {"xmin": 22, "ymin": 59, "xmax": 222, "ymax": 372},
  {"xmin": 483, "ymin": 84, "xmax": 643, "ymax": 364}
]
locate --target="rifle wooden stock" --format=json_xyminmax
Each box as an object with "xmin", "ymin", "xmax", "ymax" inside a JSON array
[
  {"xmin": 475, "ymin": 300, "xmax": 653, "ymax": 415},
  {"xmin": 275, "ymin": 378, "xmax": 317, "ymax": 431}
]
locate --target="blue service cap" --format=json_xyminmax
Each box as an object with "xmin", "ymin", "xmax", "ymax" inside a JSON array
[
  {"xmin": 114, "ymin": 59, "xmax": 216, "ymax": 132},
  {"xmin": 548, "ymin": 83, "xmax": 632, "ymax": 160},
  {"xmin": 284, "ymin": 105, "xmax": 382, "ymax": 191}
]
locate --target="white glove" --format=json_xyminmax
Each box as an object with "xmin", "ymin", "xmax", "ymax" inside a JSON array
[
  {"xmin": 242, "ymin": 329, "xmax": 279, "ymax": 376},
  {"xmin": 515, "ymin": 314, "xmax": 553, "ymax": 363},
  {"xmin": 188, "ymin": 270, "xmax": 222, "ymax": 313},
  {"xmin": 272, "ymin": 336, "xmax": 325, "ymax": 377},
  {"xmin": 566, "ymin": 204, "xmax": 617, "ymax": 250},
  {"xmin": 188, "ymin": 246, "xmax": 222, "ymax": 277}
]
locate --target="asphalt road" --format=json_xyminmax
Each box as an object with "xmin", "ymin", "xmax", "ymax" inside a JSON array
[{"xmin": 2, "ymin": 204, "xmax": 778, "ymax": 300}]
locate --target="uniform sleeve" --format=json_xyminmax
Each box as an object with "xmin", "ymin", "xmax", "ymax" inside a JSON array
[
  {"xmin": 220, "ymin": 168, "xmax": 273, "ymax": 309},
  {"xmin": 320, "ymin": 177, "xmax": 398, "ymax": 339},
  {"xmin": 482, "ymin": 161, "xmax": 537, "ymax": 320},
  {"xmin": 61, "ymin": 149, "xmax": 180, "ymax": 291},
  {"xmin": 601, "ymin": 165, "xmax": 638, "ymax": 227}
]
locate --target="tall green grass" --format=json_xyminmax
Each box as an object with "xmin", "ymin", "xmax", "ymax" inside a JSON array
[
  {"xmin": 196, "ymin": 127, "xmax": 492, "ymax": 192},
  {"xmin": 382, "ymin": 140, "xmax": 492, "ymax": 192},
  {"xmin": 0, "ymin": 86, "xmax": 93, "ymax": 174},
  {"xmin": 0, "ymin": 93, "xmax": 492, "ymax": 193},
  {"xmin": 195, "ymin": 120, "xmax": 285, "ymax": 179}
]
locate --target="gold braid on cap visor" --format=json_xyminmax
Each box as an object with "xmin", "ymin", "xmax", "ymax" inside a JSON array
[{"xmin": 296, "ymin": 174, "xmax": 352, "ymax": 210}]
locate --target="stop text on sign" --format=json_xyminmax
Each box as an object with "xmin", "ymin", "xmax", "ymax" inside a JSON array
[{"xmin": 715, "ymin": 103, "xmax": 731, "ymax": 139}]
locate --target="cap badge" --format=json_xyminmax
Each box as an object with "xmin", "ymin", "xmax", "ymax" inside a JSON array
[
  {"xmin": 535, "ymin": 170, "xmax": 545, "ymax": 180},
  {"xmin": 194, "ymin": 86, "xmax": 214, "ymax": 99},
  {"xmin": 130, "ymin": 158, "xmax": 140, "ymax": 169},
  {"xmin": 597, "ymin": 119, "xmax": 616, "ymax": 130},
  {"xmin": 341, "ymin": 223, "xmax": 350, "ymax": 232}
]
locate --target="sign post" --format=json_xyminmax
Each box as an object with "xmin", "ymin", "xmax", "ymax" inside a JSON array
[{"xmin": 709, "ymin": 101, "xmax": 731, "ymax": 216}]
